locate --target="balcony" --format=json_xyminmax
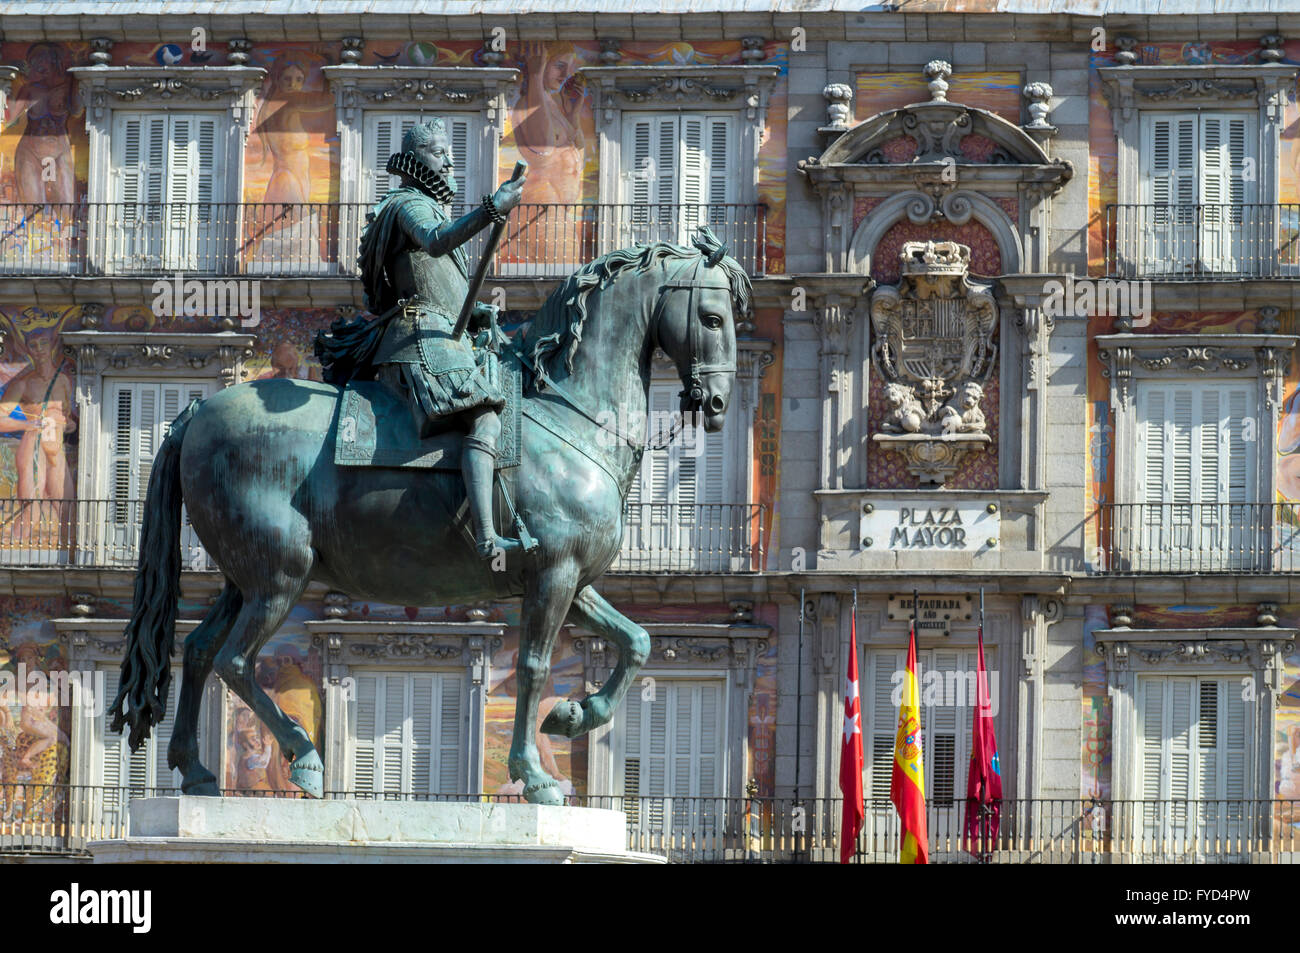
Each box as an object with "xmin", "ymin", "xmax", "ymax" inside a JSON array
[
  {"xmin": 4, "ymin": 786, "xmax": 1298, "ymax": 863},
  {"xmin": 0, "ymin": 498, "xmax": 764, "ymax": 574},
  {"xmin": 1104, "ymin": 203, "xmax": 1300, "ymax": 280},
  {"xmin": 607, "ymin": 503, "xmax": 766, "ymax": 574},
  {"xmin": 0, "ymin": 202, "xmax": 768, "ymax": 279},
  {"xmin": 1091, "ymin": 502, "xmax": 1300, "ymax": 574}
]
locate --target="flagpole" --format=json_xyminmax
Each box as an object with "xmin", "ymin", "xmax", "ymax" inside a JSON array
[
  {"xmin": 795, "ymin": 588, "xmax": 804, "ymax": 802},
  {"xmin": 979, "ymin": 586, "xmax": 989, "ymax": 864}
]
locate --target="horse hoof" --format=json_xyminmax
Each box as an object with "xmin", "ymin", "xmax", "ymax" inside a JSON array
[
  {"xmin": 289, "ymin": 750, "xmax": 324, "ymax": 799},
  {"xmin": 540, "ymin": 699, "xmax": 584, "ymax": 739},
  {"xmin": 523, "ymin": 779, "xmax": 563, "ymax": 806}
]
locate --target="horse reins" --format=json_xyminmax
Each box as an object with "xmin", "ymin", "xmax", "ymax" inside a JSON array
[{"xmin": 521, "ymin": 250, "xmax": 737, "ymax": 456}]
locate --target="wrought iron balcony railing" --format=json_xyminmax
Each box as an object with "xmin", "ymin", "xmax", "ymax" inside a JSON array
[
  {"xmin": 0, "ymin": 201, "xmax": 768, "ymax": 279},
  {"xmin": 1104, "ymin": 203, "xmax": 1300, "ymax": 279},
  {"xmin": 3, "ymin": 785, "xmax": 1298, "ymax": 864},
  {"xmin": 608, "ymin": 502, "xmax": 767, "ymax": 574},
  {"xmin": 0, "ymin": 498, "xmax": 764, "ymax": 574},
  {"xmin": 1091, "ymin": 502, "xmax": 1300, "ymax": 574}
]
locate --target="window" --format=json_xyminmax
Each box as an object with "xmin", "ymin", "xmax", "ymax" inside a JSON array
[
  {"xmin": 865, "ymin": 646, "xmax": 996, "ymax": 848},
  {"xmin": 362, "ymin": 111, "xmax": 481, "ymax": 209},
  {"xmin": 618, "ymin": 677, "xmax": 724, "ymax": 838},
  {"xmin": 1134, "ymin": 380, "xmax": 1257, "ymax": 569},
  {"xmin": 1137, "ymin": 676, "xmax": 1248, "ymax": 856},
  {"xmin": 95, "ymin": 663, "xmax": 208, "ymax": 832},
  {"xmin": 348, "ymin": 671, "xmax": 466, "ymax": 796},
  {"xmin": 109, "ymin": 112, "xmax": 221, "ymax": 273},
  {"xmin": 1139, "ymin": 112, "xmax": 1257, "ymax": 274},
  {"xmin": 620, "ymin": 113, "xmax": 734, "ymax": 249},
  {"xmin": 101, "ymin": 380, "xmax": 211, "ymax": 568},
  {"xmin": 621, "ymin": 378, "xmax": 730, "ymax": 570}
]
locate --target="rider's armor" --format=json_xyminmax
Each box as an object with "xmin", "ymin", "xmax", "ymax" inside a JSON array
[{"xmin": 362, "ymin": 180, "xmax": 502, "ymax": 437}]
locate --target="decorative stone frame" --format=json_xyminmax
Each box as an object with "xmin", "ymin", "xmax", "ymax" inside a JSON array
[
  {"xmin": 1097, "ymin": 65, "xmax": 1299, "ymax": 211},
  {"xmin": 581, "ymin": 620, "xmax": 770, "ymax": 798},
  {"xmin": 62, "ymin": 330, "xmax": 255, "ymax": 504},
  {"xmin": 577, "ymin": 65, "xmax": 780, "ymax": 210},
  {"xmin": 303, "ymin": 617, "xmax": 504, "ymax": 796},
  {"xmin": 68, "ymin": 65, "xmax": 265, "ymax": 218},
  {"xmin": 1096, "ymin": 333, "xmax": 1297, "ymax": 509},
  {"xmin": 1093, "ymin": 624, "xmax": 1296, "ymax": 802},
  {"xmin": 55, "ymin": 618, "xmax": 223, "ymax": 807},
  {"xmin": 797, "ymin": 64, "xmax": 1072, "ymax": 496}
]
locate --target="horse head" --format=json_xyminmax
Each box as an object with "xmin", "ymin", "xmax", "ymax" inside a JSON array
[{"xmin": 651, "ymin": 227, "xmax": 750, "ymax": 433}]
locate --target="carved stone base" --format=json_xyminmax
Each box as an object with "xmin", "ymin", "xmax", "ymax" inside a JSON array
[{"xmin": 871, "ymin": 432, "xmax": 991, "ymax": 486}]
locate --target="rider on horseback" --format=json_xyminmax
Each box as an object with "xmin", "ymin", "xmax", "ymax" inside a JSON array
[{"xmin": 349, "ymin": 118, "xmax": 527, "ymax": 560}]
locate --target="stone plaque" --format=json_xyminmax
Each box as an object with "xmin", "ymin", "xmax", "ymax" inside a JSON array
[
  {"xmin": 860, "ymin": 500, "xmax": 999, "ymax": 552},
  {"xmin": 886, "ymin": 594, "xmax": 973, "ymax": 637}
]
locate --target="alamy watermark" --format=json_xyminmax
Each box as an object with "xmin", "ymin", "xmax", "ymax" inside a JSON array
[
  {"xmin": 0, "ymin": 665, "xmax": 106, "ymax": 718},
  {"xmin": 1041, "ymin": 276, "xmax": 1152, "ymax": 327},
  {"xmin": 151, "ymin": 272, "xmax": 262, "ymax": 328},
  {"xmin": 891, "ymin": 666, "xmax": 1000, "ymax": 716}
]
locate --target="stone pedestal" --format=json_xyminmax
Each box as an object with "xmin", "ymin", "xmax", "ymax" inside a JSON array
[{"xmin": 88, "ymin": 797, "xmax": 665, "ymax": 864}]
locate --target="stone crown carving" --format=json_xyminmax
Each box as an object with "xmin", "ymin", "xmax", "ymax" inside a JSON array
[{"xmin": 870, "ymin": 241, "xmax": 997, "ymax": 485}]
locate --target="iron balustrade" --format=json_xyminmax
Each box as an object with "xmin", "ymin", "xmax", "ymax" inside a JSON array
[
  {"xmin": 0, "ymin": 497, "xmax": 763, "ymax": 574},
  {"xmin": 0, "ymin": 202, "xmax": 767, "ymax": 278},
  {"xmin": 1103, "ymin": 203, "xmax": 1300, "ymax": 279},
  {"xmin": 2, "ymin": 786, "xmax": 1298, "ymax": 863},
  {"xmin": 608, "ymin": 502, "xmax": 767, "ymax": 574},
  {"xmin": 1090, "ymin": 502, "xmax": 1300, "ymax": 574}
]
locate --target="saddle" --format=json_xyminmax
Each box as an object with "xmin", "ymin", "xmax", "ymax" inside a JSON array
[{"xmin": 333, "ymin": 347, "xmax": 522, "ymax": 471}]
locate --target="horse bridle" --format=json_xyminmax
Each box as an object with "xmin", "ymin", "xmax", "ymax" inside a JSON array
[{"xmin": 522, "ymin": 249, "xmax": 737, "ymax": 454}]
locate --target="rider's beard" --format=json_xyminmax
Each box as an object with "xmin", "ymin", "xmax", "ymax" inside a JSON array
[{"xmin": 442, "ymin": 172, "xmax": 458, "ymax": 196}]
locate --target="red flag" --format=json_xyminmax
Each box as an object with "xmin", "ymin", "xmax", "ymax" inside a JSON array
[
  {"xmin": 962, "ymin": 621, "xmax": 1002, "ymax": 856},
  {"xmin": 838, "ymin": 610, "xmax": 864, "ymax": 863}
]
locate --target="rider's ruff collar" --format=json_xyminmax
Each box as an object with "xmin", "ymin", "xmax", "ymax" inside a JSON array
[{"xmin": 387, "ymin": 151, "xmax": 455, "ymax": 204}]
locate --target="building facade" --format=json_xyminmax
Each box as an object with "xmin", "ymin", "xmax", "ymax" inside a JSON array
[{"xmin": 0, "ymin": 0, "xmax": 1297, "ymax": 862}]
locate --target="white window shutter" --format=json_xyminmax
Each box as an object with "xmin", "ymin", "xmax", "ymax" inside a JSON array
[
  {"xmin": 626, "ymin": 117, "xmax": 655, "ymax": 208},
  {"xmin": 438, "ymin": 674, "xmax": 463, "ymax": 793},
  {"xmin": 1140, "ymin": 677, "xmax": 1166, "ymax": 799},
  {"xmin": 349, "ymin": 671, "xmax": 462, "ymax": 796},
  {"xmin": 352, "ymin": 673, "xmax": 377, "ymax": 791},
  {"xmin": 922, "ymin": 649, "xmax": 963, "ymax": 802},
  {"xmin": 1142, "ymin": 114, "xmax": 1198, "ymax": 270},
  {"xmin": 867, "ymin": 650, "xmax": 903, "ymax": 802},
  {"xmin": 655, "ymin": 116, "xmax": 677, "ymax": 209},
  {"xmin": 1166, "ymin": 678, "xmax": 1195, "ymax": 801},
  {"xmin": 446, "ymin": 115, "xmax": 478, "ymax": 208},
  {"xmin": 680, "ymin": 116, "xmax": 707, "ymax": 235},
  {"xmin": 1221, "ymin": 679, "xmax": 1247, "ymax": 800}
]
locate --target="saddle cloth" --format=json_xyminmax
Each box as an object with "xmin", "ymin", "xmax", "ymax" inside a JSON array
[{"xmin": 334, "ymin": 348, "xmax": 521, "ymax": 470}]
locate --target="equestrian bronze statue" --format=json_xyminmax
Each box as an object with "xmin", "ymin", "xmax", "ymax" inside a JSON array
[{"xmin": 108, "ymin": 117, "xmax": 750, "ymax": 806}]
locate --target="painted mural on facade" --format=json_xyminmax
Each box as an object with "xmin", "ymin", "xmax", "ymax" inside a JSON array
[{"xmin": 0, "ymin": 598, "xmax": 69, "ymax": 830}]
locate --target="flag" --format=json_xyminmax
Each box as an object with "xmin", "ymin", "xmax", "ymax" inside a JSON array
[
  {"xmin": 890, "ymin": 616, "xmax": 928, "ymax": 864},
  {"xmin": 963, "ymin": 620, "xmax": 1002, "ymax": 856},
  {"xmin": 838, "ymin": 610, "xmax": 864, "ymax": 864}
]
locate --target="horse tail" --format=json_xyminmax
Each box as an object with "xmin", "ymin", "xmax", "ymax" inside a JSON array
[{"xmin": 108, "ymin": 398, "xmax": 203, "ymax": 750}]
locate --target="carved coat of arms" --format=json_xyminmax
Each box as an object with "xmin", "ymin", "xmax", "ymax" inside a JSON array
[{"xmin": 870, "ymin": 241, "xmax": 997, "ymax": 484}]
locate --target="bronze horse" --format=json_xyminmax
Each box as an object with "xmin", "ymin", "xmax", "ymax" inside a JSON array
[{"xmin": 109, "ymin": 229, "xmax": 749, "ymax": 804}]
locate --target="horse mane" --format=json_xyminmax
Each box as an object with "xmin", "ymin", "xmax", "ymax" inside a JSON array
[{"xmin": 519, "ymin": 227, "xmax": 753, "ymax": 380}]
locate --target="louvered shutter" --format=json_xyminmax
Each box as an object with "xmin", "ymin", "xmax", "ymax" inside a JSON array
[
  {"xmin": 1200, "ymin": 114, "xmax": 1255, "ymax": 270},
  {"xmin": 1136, "ymin": 382, "xmax": 1257, "ymax": 570},
  {"xmin": 365, "ymin": 114, "xmax": 404, "ymax": 203},
  {"xmin": 352, "ymin": 673, "xmax": 377, "ymax": 792},
  {"xmin": 1143, "ymin": 114, "xmax": 1198, "ymax": 274},
  {"xmin": 350, "ymin": 671, "xmax": 463, "ymax": 796},
  {"xmin": 110, "ymin": 113, "xmax": 168, "ymax": 268},
  {"xmin": 680, "ymin": 116, "xmax": 707, "ymax": 238},
  {"xmin": 867, "ymin": 649, "xmax": 904, "ymax": 804},
  {"xmin": 620, "ymin": 679, "xmax": 723, "ymax": 837},
  {"xmin": 161, "ymin": 114, "xmax": 220, "ymax": 270}
]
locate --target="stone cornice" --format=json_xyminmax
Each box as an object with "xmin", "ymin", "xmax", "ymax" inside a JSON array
[
  {"xmin": 1098, "ymin": 64, "xmax": 1297, "ymax": 122},
  {"xmin": 68, "ymin": 65, "xmax": 265, "ymax": 126},
  {"xmin": 321, "ymin": 64, "xmax": 520, "ymax": 132},
  {"xmin": 300, "ymin": 618, "xmax": 506, "ymax": 637},
  {"xmin": 62, "ymin": 330, "xmax": 256, "ymax": 392},
  {"xmin": 1093, "ymin": 626, "xmax": 1297, "ymax": 644},
  {"xmin": 578, "ymin": 64, "xmax": 779, "ymax": 127}
]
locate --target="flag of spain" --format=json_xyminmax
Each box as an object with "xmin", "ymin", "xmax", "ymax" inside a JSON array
[{"xmin": 890, "ymin": 619, "xmax": 929, "ymax": 864}]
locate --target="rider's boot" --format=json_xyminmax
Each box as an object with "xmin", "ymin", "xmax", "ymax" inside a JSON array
[{"xmin": 462, "ymin": 434, "xmax": 523, "ymax": 560}]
